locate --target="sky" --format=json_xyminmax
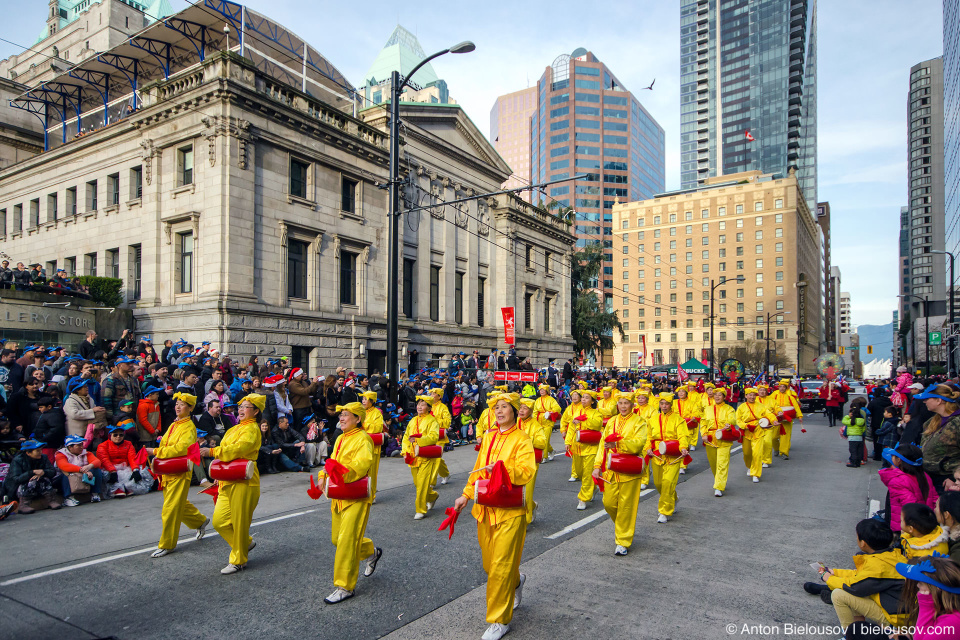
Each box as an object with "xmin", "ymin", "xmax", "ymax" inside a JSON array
[{"xmin": 0, "ymin": 0, "xmax": 947, "ymax": 330}]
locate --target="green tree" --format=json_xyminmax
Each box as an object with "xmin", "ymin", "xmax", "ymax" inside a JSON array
[{"xmin": 571, "ymin": 244, "xmax": 624, "ymax": 360}]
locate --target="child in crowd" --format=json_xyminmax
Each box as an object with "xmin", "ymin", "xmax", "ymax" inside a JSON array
[
  {"xmin": 843, "ymin": 404, "xmax": 867, "ymax": 468},
  {"xmin": 901, "ymin": 503, "xmax": 950, "ymax": 559},
  {"xmin": 0, "ymin": 420, "xmax": 21, "ymax": 463},
  {"xmin": 875, "ymin": 407, "xmax": 902, "ymax": 467},
  {"xmin": 935, "ymin": 492, "xmax": 960, "ymax": 563},
  {"xmin": 114, "ymin": 400, "xmax": 138, "ymax": 443},
  {"xmin": 802, "ymin": 519, "xmax": 907, "ymax": 632},
  {"xmin": 880, "ymin": 444, "xmax": 938, "ymax": 533},
  {"xmin": 896, "ymin": 556, "xmax": 960, "ymax": 640},
  {"xmin": 460, "ymin": 400, "xmax": 476, "ymax": 442}
]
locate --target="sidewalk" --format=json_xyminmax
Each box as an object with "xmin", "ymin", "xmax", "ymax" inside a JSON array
[{"xmin": 384, "ymin": 416, "xmax": 873, "ymax": 640}]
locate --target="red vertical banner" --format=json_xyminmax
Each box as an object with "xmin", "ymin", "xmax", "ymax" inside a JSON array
[
  {"xmin": 501, "ymin": 307, "xmax": 516, "ymax": 345},
  {"xmin": 640, "ymin": 335, "xmax": 647, "ymax": 366}
]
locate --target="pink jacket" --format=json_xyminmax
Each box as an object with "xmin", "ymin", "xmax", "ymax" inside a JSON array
[
  {"xmin": 914, "ymin": 592, "xmax": 960, "ymax": 640},
  {"xmin": 878, "ymin": 466, "xmax": 938, "ymax": 531}
]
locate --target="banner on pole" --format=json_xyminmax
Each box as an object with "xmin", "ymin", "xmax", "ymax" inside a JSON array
[
  {"xmin": 494, "ymin": 371, "xmax": 537, "ymax": 382},
  {"xmin": 501, "ymin": 307, "xmax": 516, "ymax": 345}
]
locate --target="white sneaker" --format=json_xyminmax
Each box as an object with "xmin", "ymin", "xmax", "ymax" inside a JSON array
[
  {"xmin": 63, "ymin": 497, "xmax": 80, "ymax": 507},
  {"xmin": 690, "ymin": 446, "xmax": 696, "ymax": 451},
  {"xmin": 762, "ymin": 463, "xmax": 770, "ymax": 468},
  {"xmin": 248, "ymin": 541, "xmax": 256, "ymax": 553},
  {"xmin": 513, "ymin": 573, "xmax": 525, "ymax": 609},
  {"xmin": 426, "ymin": 501, "xmax": 435, "ymax": 511},
  {"xmin": 748, "ymin": 470, "xmax": 753, "ymax": 477},
  {"xmin": 323, "ymin": 587, "xmax": 354, "ymax": 604},
  {"xmin": 440, "ymin": 476, "xmax": 449, "ymax": 485},
  {"xmin": 679, "ymin": 468, "xmax": 686, "ymax": 475},
  {"xmin": 529, "ymin": 504, "xmax": 538, "ymax": 524},
  {"xmin": 196, "ymin": 517, "xmax": 210, "ymax": 540},
  {"xmin": 640, "ymin": 483, "xmax": 648, "ymax": 490},
  {"xmin": 752, "ymin": 476, "xmax": 760, "ymax": 483},
  {"xmin": 547, "ymin": 453, "xmax": 555, "ymax": 462},
  {"xmin": 714, "ymin": 489, "xmax": 723, "ymax": 497},
  {"xmin": 372, "ymin": 498, "xmax": 377, "ymax": 504},
  {"xmin": 657, "ymin": 514, "xmax": 668, "ymax": 524},
  {"xmin": 577, "ymin": 500, "xmax": 587, "ymax": 511},
  {"xmin": 614, "ymin": 545, "xmax": 628, "ymax": 556},
  {"xmin": 413, "ymin": 513, "xmax": 425, "ymax": 520},
  {"xmin": 220, "ymin": 563, "xmax": 245, "ymax": 575},
  {"xmin": 568, "ymin": 475, "xmax": 578, "ymax": 482},
  {"xmin": 482, "ymin": 623, "xmax": 510, "ymax": 640},
  {"xmin": 363, "ymin": 547, "xmax": 382, "ymax": 577},
  {"xmin": 151, "ymin": 548, "xmax": 170, "ymax": 558}
]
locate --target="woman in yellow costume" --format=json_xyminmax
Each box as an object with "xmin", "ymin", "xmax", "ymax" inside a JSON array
[
  {"xmin": 200, "ymin": 393, "xmax": 265, "ymax": 574},
  {"xmin": 597, "ymin": 383, "xmax": 618, "ymax": 425},
  {"xmin": 674, "ymin": 385, "xmax": 702, "ymax": 475},
  {"xmin": 700, "ymin": 387, "xmax": 738, "ymax": 497},
  {"xmin": 683, "ymin": 381, "xmax": 702, "ymax": 450},
  {"xmin": 518, "ymin": 398, "xmax": 549, "ymax": 524},
  {"xmin": 533, "ymin": 384, "xmax": 561, "ymax": 462},
  {"xmin": 147, "ymin": 392, "xmax": 209, "ymax": 558},
  {"xmin": 360, "ymin": 390, "xmax": 386, "ymax": 502},
  {"xmin": 645, "ymin": 392, "xmax": 690, "ymax": 523},
  {"xmin": 476, "ymin": 391, "xmax": 500, "ymax": 444},
  {"xmin": 402, "ymin": 395, "xmax": 441, "ymax": 519},
  {"xmin": 736, "ymin": 387, "xmax": 779, "ymax": 483},
  {"xmin": 427, "ymin": 387, "xmax": 452, "ymax": 486},
  {"xmin": 770, "ymin": 378, "xmax": 803, "ymax": 460},
  {"xmin": 560, "ymin": 389, "xmax": 582, "ymax": 483},
  {"xmin": 453, "ymin": 393, "xmax": 536, "ymax": 640},
  {"xmin": 756, "ymin": 384, "xmax": 777, "ymax": 466},
  {"xmin": 565, "ymin": 390, "xmax": 603, "ymax": 510},
  {"xmin": 592, "ymin": 391, "xmax": 648, "ymax": 555},
  {"xmin": 319, "ymin": 402, "xmax": 382, "ymax": 604},
  {"xmin": 633, "ymin": 390, "xmax": 657, "ymax": 489}
]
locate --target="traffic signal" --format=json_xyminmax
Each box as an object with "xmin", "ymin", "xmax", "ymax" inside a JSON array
[
  {"xmin": 867, "ymin": 345, "xmax": 873, "ymax": 355},
  {"xmin": 839, "ymin": 346, "xmax": 845, "ymax": 355}
]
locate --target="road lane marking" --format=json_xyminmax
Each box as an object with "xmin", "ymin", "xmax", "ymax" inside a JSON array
[
  {"xmin": 543, "ymin": 489, "xmax": 655, "ymax": 540},
  {"xmin": 868, "ymin": 499, "xmax": 880, "ymax": 518},
  {"xmin": 0, "ymin": 509, "xmax": 317, "ymax": 586}
]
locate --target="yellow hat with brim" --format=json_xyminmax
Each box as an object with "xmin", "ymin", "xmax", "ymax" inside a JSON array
[
  {"xmin": 360, "ymin": 390, "xmax": 378, "ymax": 402},
  {"xmin": 336, "ymin": 402, "xmax": 366, "ymax": 423},
  {"xmin": 173, "ymin": 391, "xmax": 197, "ymax": 407},
  {"xmin": 744, "ymin": 387, "xmax": 758, "ymax": 395},
  {"xmin": 658, "ymin": 392, "xmax": 675, "ymax": 403},
  {"xmin": 538, "ymin": 384, "xmax": 551, "ymax": 390},
  {"xmin": 778, "ymin": 378, "xmax": 792, "ymax": 386},
  {"xmin": 581, "ymin": 390, "xmax": 598, "ymax": 399},
  {"xmin": 519, "ymin": 398, "xmax": 535, "ymax": 408},
  {"xmin": 492, "ymin": 392, "xmax": 521, "ymax": 413},
  {"xmin": 241, "ymin": 393, "xmax": 266, "ymax": 412},
  {"xmin": 416, "ymin": 394, "xmax": 437, "ymax": 405},
  {"xmin": 617, "ymin": 391, "xmax": 635, "ymax": 403}
]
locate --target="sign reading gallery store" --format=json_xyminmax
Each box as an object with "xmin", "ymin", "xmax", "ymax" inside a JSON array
[{"xmin": 2, "ymin": 307, "xmax": 94, "ymax": 330}]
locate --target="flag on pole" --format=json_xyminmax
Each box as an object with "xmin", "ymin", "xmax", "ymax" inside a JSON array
[
  {"xmin": 745, "ymin": 130, "xmax": 755, "ymax": 142},
  {"xmin": 677, "ymin": 361, "xmax": 688, "ymax": 383}
]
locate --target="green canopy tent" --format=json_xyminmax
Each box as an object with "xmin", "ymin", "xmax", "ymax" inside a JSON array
[{"xmin": 667, "ymin": 358, "xmax": 710, "ymax": 375}]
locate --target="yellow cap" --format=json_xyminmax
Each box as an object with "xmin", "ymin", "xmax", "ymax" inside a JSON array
[
  {"xmin": 336, "ymin": 402, "xmax": 366, "ymax": 423},
  {"xmin": 778, "ymin": 378, "xmax": 792, "ymax": 386},
  {"xmin": 492, "ymin": 392, "xmax": 521, "ymax": 413},
  {"xmin": 429, "ymin": 387, "xmax": 444, "ymax": 398},
  {"xmin": 519, "ymin": 398, "xmax": 535, "ymax": 408},
  {"xmin": 415, "ymin": 394, "xmax": 437, "ymax": 405},
  {"xmin": 617, "ymin": 391, "xmax": 635, "ymax": 403},
  {"xmin": 658, "ymin": 392, "xmax": 675, "ymax": 403},
  {"xmin": 240, "ymin": 393, "xmax": 266, "ymax": 412},
  {"xmin": 538, "ymin": 383, "xmax": 552, "ymax": 391},
  {"xmin": 173, "ymin": 391, "xmax": 197, "ymax": 407},
  {"xmin": 360, "ymin": 390, "xmax": 378, "ymax": 402},
  {"xmin": 744, "ymin": 387, "xmax": 758, "ymax": 395}
]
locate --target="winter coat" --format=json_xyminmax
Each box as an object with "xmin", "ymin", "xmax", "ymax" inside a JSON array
[
  {"xmin": 920, "ymin": 414, "xmax": 960, "ymax": 479},
  {"xmin": 874, "ymin": 418, "xmax": 900, "ymax": 451},
  {"xmin": 95, "ymin": 439, "xmax": 138, "ymax": 471},
  {"xmin": 878, "ymin": 466, "xmax": 938, "ymax": 532},
  {"xmin": 825, "ymin": 548, "xmax": 908, "ymax": 625},
  {"xmin": 3, "ymin": 451, "xmax": 57, "ymax": 499},
  {"xmin": 32, "ymin": 408, "xmax": 67, "ymax": 450},
  {"xmin": 843, "ymin": 414, "xmax": 866, "ymax": 441},
  {"xmin": 63, "ymin": 393, "xmax": 99, "ymax": 436},
  {"xmin": 136, "ymin": 398, "xmax": 160, "ymax": 443},
  {"xmin": 287, "ymin": 377, "xmax": 320, "ymax": 410}
]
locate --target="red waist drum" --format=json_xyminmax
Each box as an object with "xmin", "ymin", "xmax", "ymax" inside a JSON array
[
  {"xmin": 717, "ymin": 427, "xmax": 742, "ymax": 442},
  {"xmin": 370, "ymin": 433, "xmax": 385, "ymax": 447},
  {"xmin": 657, "ymin": 440, "xmax": 682, "ymax": 456},
  {"xmin": 151, "ymin": 456, "xmax": 190, "ymax": 475},
  {"xmin": 415, "ymin": 444, "xmax": 443, "ymax": 458},
  {"xmin": 209, "ymin": 459, "xmax": 255, "ymax": 481},
  {"xmin": 474, "ymin": 478, "xmax": 525, "ymax": 509},
  {"xmin": 780, "ymin": 406, "xmax": 797, "ymax": 421},
  {"xmin": 534, "ymin": 448, "xmax": 544, "ymax": 463},
  {"xmin": 608, "ymin": 452, "xmax": 644, "ymax": 475},
  {"xmin": 685, "ymin": 418, "xmax": 699, "ymax": 428},
  {"xmin": 326, "ymin": 476, "xmax": 370, "ymax": 500},
  {"xmin": 758, "ymin": 418, "xmax": 771, "ymax": 429},
  {"xmin": 577, "ymin": 429, "xmax": 603, "ymax": 444}
]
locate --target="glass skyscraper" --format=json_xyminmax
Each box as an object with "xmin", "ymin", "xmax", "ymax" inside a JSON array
[
  {"xmin": 679, "ymin": 0, "xmax": 818, "ymax": 212},
  {"xmin": 945, "ymin": 0, "xmax": 959, "ymax": 267}
]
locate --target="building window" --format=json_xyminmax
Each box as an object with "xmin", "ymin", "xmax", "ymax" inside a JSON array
[
  {"xmin": 131, "ymin": 166, "xmax": 143, "ymax": 200},
  {"xmin": 455, "ymin": 271, "xmax": 464, "ymax": 325},
  {"xmin": 86, "ymin": 180, "xmax": 98, "ymax": 212},
  {"xmin": 177, "ymin": 146, "xmax": 194, "ymax": 186},
  {"xmin": 524, "ymin": 291, "xmax": 533, "ymax": 330},
  {"xmin": 775, "ymin": 228, "xmax": 783, "ymax": 238},
  {"xmin": 65, "ymin": 256, "xmax": 76, "ymax": 277},
  {"xmin": 29, "ymin": 198, "xmax": 39, "ymax": 227},
  {"xmin": 178, "ymin": 233, "xmax": 192, "ymax": 293},
  {"xmin": 341, "ymin": 176, "xmax": 358, "ymax": 213},
  {"xmin": 776, "ymin": 299, "xmax": 784, "ymax": 310},
  {"xmin": 736, "ymin": 205, "xmax": 743, "ymax": 214},
  {"xmin": 106, "ymin": 248, "xmax": 119, "ymax": 279},
  {"xmin": 755, "ymin": 230, "xmax": 763, "ymax": 240},
  {"xmin": 13, "ymin": 204, "xmax": 22, "ymax": 231},
  {"xmin": 776, "ymin": 329, "xmax": 784, "ymax": 339},
  {"xmin": 108, "ymin": 173, "xmax": 120, "ymax": 206},
  {"xmin": 775, "ymin": 199, "xmax": 783, "ymax": 209},
  {"xmin": 290, "ymin": 158, "xmax": 310, "ymax": 199},
  {"xmin": 478, "ymin": 276, "xmax": 485, "ymax": 327},
  {"xmin": 544, "ymin": 297, "xmax": 552, "ymax": 332},
  {"xmin": 130, "ymin": 244, "xmax": 142, "ymax": 301},
  {"xmin": 754, "ymin": 202, "xmax": 763, "ymax": 212},
  {"xmin": 775, "ymin": 213, "xmax": 783, "ymax": 223},
  {"xmin": 288, "ymin": 239, "xmax": 309, "ymax": 299},
  {"xmin": 0, "ymin": 209, "xmax": 5, "ymax": 236},
  {"xmin": 525, "ymin": 244, "xmax": 533, "ymax": 268},
  {"xmin": 545, "ymin": 251, "xmax": 552, "ymax": 274},
  {"xmin": 402, "ymin": 259, "xmax": 415, "ymax": 318},
  {"xmin": 429, "ymin": 266, "xmax": 440, "ymax": 321},
  {"xmin": 340, "ymin": 251, "xmax": 358, "ymax": 306},
  {"xmin": 756, "ymin": 302, "xmax": 764, "ymax": 311},
  {"xmin": 85, "ymin": 252, "xmax": 98, "ymax": 277},
  {"xmin": 755, "ymin": 245, "xmax": 763, "ymax": 254},
  {"xmin": 47, "ymin": 193, "xmax": 57, "ymax": 222},
  {"xmin": 775, "ymin": 243, "xmax": 783, "ymax": 252},
  {"xmin": 66, "ymin": 187, "xmax": 77, "ymax": 215}
]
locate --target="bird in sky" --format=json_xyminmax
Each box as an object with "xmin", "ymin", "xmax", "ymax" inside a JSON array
[{"xmin": 642, "ymin": 78, "xmax": 655, "ymax": 90}]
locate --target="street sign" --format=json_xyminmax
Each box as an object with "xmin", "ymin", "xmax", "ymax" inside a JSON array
[{"xmin": 929, "ymin": 331, "xmax": 943, "ymax": 346}]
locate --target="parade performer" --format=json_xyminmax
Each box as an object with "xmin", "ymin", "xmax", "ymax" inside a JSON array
[
  {"xmin": 319, "ymin": 402, "xmax": 382, "ymax": 604},
  {"xmin": 428, "ymin": 387, "xmax": 452, "ymax": 486},
  {"xmin": 476, "ymin": 392, "xmax": 499, "ymax": 444},
  {"xmin": 633, "ymin": 390, "xmax": 657, "ymax": 489},
  {"xmin": 700, "ymin": 387, "xmax": 738, "ymax": 497},
  {"xmin": 770, "ymin": 379, "xmax": 803, "ymax": 460},
  {"xmin": 360, "ymin": 391, "xmax": 386, "ymax": 502},
  {"xmin": 597, "ymin": 384, "xmax": 618, "ymax": 424},
  {"xmin": 674, "ymin": 386, "xmax": 702, "ymax": 474},
  {"xmin": 452, "ymin": 393, "xmax": 536, "ymax": 640},
  {"xmin": 565, "ymin": 390, "xmax": 603, "ymax": 510},
  {"xmin": 203, "ymin": 393, "xmax": 264, "ymax": 574},
  {"xmin": 560, "ymin": 389, "xmax": 582, "ymax": 483},
  {"xmin": 645, "ymin": 393, "xmax": 690, "ymax": 523},
  {"xmin": 518, "ymin": 399, "xmax": 549, "ymax": 524},
  {"xmin": 402, "ymin": 396, "xmax": 441, "ymax": 519},
  {"xmin": 736, "ymin": 387, "xmax": 779, "ymax": 483},
  {"xmin": 533, "ymin": 384, "xmax": 561, "ymax": 462},
  {"xmin": 683, "ymin": 381, "xmax": 702, "ymax": 450},
  {"xmin": 592, "ymin": 391, "xmax": 648, "ymax": 555},
  {"xmin": 757, "ymin": 384, "xmax": 777, "ymax": 466},
  {"xmin": 147, "ymin": 392, "xmax": 209, "ymax": 557}
]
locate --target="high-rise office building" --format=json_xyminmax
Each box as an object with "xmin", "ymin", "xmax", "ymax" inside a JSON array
[
  {"xmin": 816, "ymin": 202, "xmax": 833, "ymax": 350},
  {"xmin": 899, "ymin": 205, "xmax": 911, "ymax": 319},
  {"xmin": 906, "ymin": 57, "xmax": 946, "ymax": 318},
  {"xmin": 679, "ymin": 0, "xmax": 818, "ymax": 212},
  {"xmin": 945, "ymin": 0, "xmax": 960, "ymax": 273},
  {"xmin": 491, "ymin": 87, "xmax": 538, "ymax": 195},
  {"xmin": 359, "ymin": 26, "xmax": 457, "ymax": 107}
]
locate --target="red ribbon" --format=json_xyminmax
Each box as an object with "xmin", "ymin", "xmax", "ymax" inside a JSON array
[
  {"xmin": 187, "ymin": 442, "xmax": 202, "ymax": 466},
  {"xmin": 134, "ymin": 446, "xmax": 149, "ymax": 468},
  {"xmin": 437, "ymin": 507, "xmax": 460, "ymax": 539},
  {"xmin": 307, "ymin": 474, "xmax": 323, "ymax": 500},
  {"xmin": 592, "ymin": 475, "xmax": 605, "ymax": 492},
  {"xmin": 200, "ymin": 483, "xmax": 219, "ymax": 504},
  {"xmin": 324, "ymin": 459, "xmax": 349, "ymax": 486},
  {"xmin": 564, "ymin": 449, "xmax": 572, "ymax": 458},
  {"xmin": 800, "ymin": 428, "xmax": 807, "ymax": 433},
  {"xmin": 486, "ymin": 460, "xmax": 513, "ymax": 494}
]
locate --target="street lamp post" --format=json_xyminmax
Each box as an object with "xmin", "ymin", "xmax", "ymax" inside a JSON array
[
  {"xmin": 931, "ymin": 249, "xmax": 956, "ymax": 378},
  {"xmin": 709, "ymin": 275, "xmax": 744, "ymax": 381},
  {"xmin": 765, "ymin": 310, "xmax": 791, "ymax": 379},
  {"xmin": 899, "ymin": 293, "xmax": 930, "ymax": 377},
  {"xmin": 385, "ymin": 41, "xmax": 475, "ymax": 403}
]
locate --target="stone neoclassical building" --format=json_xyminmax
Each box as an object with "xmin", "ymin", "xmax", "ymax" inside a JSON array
[{"xmin": 0, "ymin": 1, "xmax": 575, "ymax": 374}]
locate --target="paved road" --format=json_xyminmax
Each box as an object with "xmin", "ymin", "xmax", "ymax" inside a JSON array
[{"xmin": 0, "ymin": 416, "xmax": 871, "ymax": 640}]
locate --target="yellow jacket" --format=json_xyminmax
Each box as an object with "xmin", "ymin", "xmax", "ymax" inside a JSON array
[
  {"xmin": 432, "ymin": 402, "xmax": 452, "ymax": 444},
  {"xmin": 700, "ymin": 393, "xmax": 715, "ymax": 414},
  {"xmin": 326, "ymin": 426, "xmax": 374, "ymax": 510},
  {"xmin": 700, "ymin": 403, "xmax": 738, "ymax": 448},
  {"xmin": 401, "ymin": 414, "xmax": 440, "ymax": 467},
  {"xmin": 736, "ymin": 400, "xmax": 779, "ymax": 441},
  {"xmin": 634, "ymin": 401, "xmax": 657, "ymax": 423},
  {"xmin": 462, "ymin": 422, "xmax": 536, "ymax": 526},
  {"xmin": 560, "ymin": 404, "xmax": 577, "ymax": 436},
  {"xmin": 364, "ymin": 407, "xmax": 385, "ymax": 449},
  {"xmin": 476, "ymin": 407, "xmax": 497, "ymax": 441},
  {"xmin": 645, "ymin": 411, "xmax": 690, "ymax": 460},
  {"xmin": 825, "ymin": 549, "xmax": 909, "ymax": 625},
  {"xmin": 758, "ymin": 393, "xmax": 776, "ymax": 414},
  {"xmin": 521, "ymin": 416, "xmax": 550, "ymax": 451},
  {"xmin": 770, "ymin": 390, "xmax": 803, "ymax": 421},
  {"xmin": 210, "ymin": 418, "xmax": 261, "ymax": 486},
  {"xmin": 533, "ymin": 395, "xmax": 562, "ymax": 426},
  {"xmin": 563, "ymin": 405, "xmax": 604, "ymax": 456},
  {"xmin": 674, "ymin": 397, "xmax": 702, "ymax": 421},
  {"xmin": 597, "ymin": 395, "xmax": 618, "ymax": 420},
  {"xmin": 593, "ymin": 412, "xmax": 648, "ymax": 482},
  {"xmin": 901, "ymin": 526, "xmax": 951, "ymax": 559}
]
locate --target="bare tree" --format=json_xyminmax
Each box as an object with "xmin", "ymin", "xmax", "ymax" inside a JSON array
[{"xmin": 729, "ymin": 339, "xmax": 791, "ymax": 374}]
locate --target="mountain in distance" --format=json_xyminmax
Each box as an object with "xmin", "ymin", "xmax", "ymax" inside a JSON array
[{"xmin": 855, "ymin": 322, "xmax": 895, "ymax": 361}]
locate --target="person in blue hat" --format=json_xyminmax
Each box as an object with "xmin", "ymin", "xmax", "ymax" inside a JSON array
[
  {"xmin": 55, "ymin": 434, "xmax": 105, "ymax": 506},
  {"xmin": 102, "ymin": 356, "xmax": 142, "ymax": 424},
  {"xmin": 2, "ymin": 439, "xmax": 61, "ymax": 513},
  {"xmin": 895, "ymin": 555, "xmax": 960, "ymax": 634}
]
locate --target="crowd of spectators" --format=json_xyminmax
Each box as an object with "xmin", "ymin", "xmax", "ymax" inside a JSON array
[{"xmin": 0, "ymin": 260, "xmax": 91, "ymax": 298}]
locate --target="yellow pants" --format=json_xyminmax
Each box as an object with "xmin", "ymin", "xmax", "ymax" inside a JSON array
[
  {"xmin": 762, "ymin": 427, "xmax": 775, "ymax": 464},
  {"xmin": 158, "ymin": 472, "xmax": 208, "ymax": 550},
  {"xmin": 478, "ymin": 514, "xmax": 526, "ymax": 625},
  {"xmin": 410, "ymin": 461, "xmax": 440, "ymax": 514},
  {"xmin": 650, "ymin": 459, "xmax": 680, "ymax": 516},
  {"xmin": 779, "ymin": 421, "xmax": 794, "ymax": 456},
  {"xmin": 331, "ymin": 500, "xmax": 375, "ymax": 591},
  {"xmin": 568, "ymin": 444, "xmax": 580, "ymax": 479},
  {"xmin": 370, "ymin": 449, "xmax": 381, "ymax": 500},
  {"xmin": 212, "ymin": 480, "xmax": 260, "ymax": 566},
  {"xmin": 705, "ymin": 445, "xmax": 731, "ymax": 491},
  {"xmin": 575, "ymin": 454, "xmax": 595, "ymax": 502},
  {"xmin": 742, "ymin": 437, "xmax": 764, "ymax": 478},
  {"xmin": 545, "ymin": 428, "xmax": 555, "ymax": 456},
  {"xmin": 602, "ymin": 476, "xmax": 643, "ymax": 547},
  {"xmin": 831, "ymin": 588, "xmax": 889, "ymax": 629},
  {"xmin": 435, "ymin": 457, "xmax": 450, "ymax": 481},
  {"xmin": 525, "ymin": 465, "xmax": 540, "ymax": 523}
]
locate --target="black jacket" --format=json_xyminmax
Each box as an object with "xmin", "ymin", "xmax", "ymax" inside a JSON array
[
  {"xmin": 3, "ymin": 450, "xmax": 57, "ymax": 499},
  {"xmin": 32, "ymin": 408, "xmax": 67, "ymax": 449},
  {"xmin": 78, "ymin": 339, "xmax": 99, "ymax": 360},
  {"xmin": 401, "ymin": 385, "xmax": 418, "ymax": 414},
  {"xmin": 197, "ymin": 412, "xmax": 230, "ymax": 440},
  {"xmin": 7, "ymin": 390, "xmax": 42, "ymax": 432},
  {"xmin": 900, "ymin": 398, "xmax": 934, "ymax": 446},
  {"xmin": 563, "ymin": 362, "xmax": 574, "ymax": 381},
  {"xmin": 272, "ymin": 426, "xmax": 304, "ymax": 449}
]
